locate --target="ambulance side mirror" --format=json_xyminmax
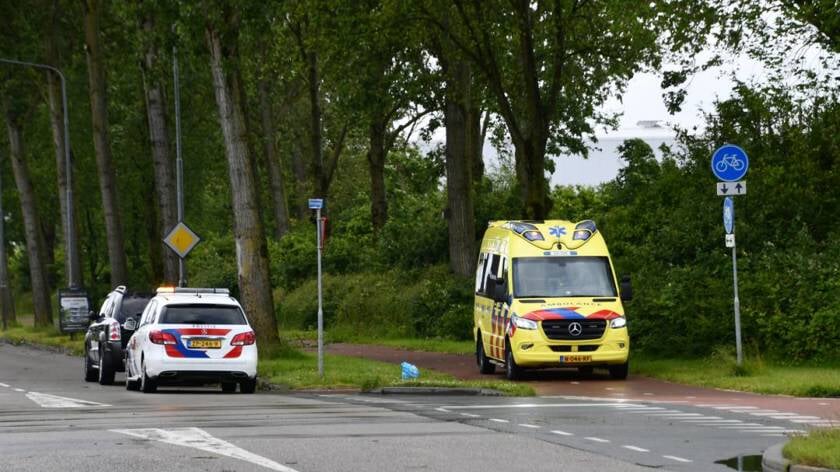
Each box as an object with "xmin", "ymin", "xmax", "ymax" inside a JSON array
[
  {"xmin": 487, "ymin": 274, "xmax": 508, "ymax": 303},
  {"xmin": 619, "ymin": 274, "xmax": 633, "ymax": 302}
]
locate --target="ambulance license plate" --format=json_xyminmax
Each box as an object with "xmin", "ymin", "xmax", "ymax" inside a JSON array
[
  {"xmin": 560, "ymin": 355, "xmax": 591, "ymax": 363},
  {"xmin": 188, "ymin": 339, "xmax": 221, "ymax": 349}
]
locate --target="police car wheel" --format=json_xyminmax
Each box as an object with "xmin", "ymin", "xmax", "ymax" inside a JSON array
[
  {"xmin": 125, "ymin": 360, "xmax": 140, "ymax": 391},
  {"xmin": 221, "ymin": 382, "xmax": 237, "ymax": 393},
  {"xmin": 140, "ymin": 360, "xmax": 157, "ymax": 393},
  {"xmin": 505, "ymin": 342, "xmax": 522, "ymax": 381},
  {"xmin": 98, "ymin": 344, "xmax": 116, "ymax": 385},
  {"xmin": 83, "ymin": 347, "xmax": 97, "ymax": 382},
  {"xmin": 240, "ymin": 378, "xmax": 257, "ymax": 394},
  {"xmin": 476, "ymin": 336, "xmax": 495, "ymax": 375},
  {"xmin": 608, "ymin": 362, "xmax": 629, "ymax": 380}
]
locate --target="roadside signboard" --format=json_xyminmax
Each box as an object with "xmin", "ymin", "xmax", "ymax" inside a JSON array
[
  {"xmin": 308, "ymin": 198, "xmax": 323, "ymax": 210},
  {"xmin": 58, "ymin": 288, "xmax": 90, "ymax": 333},
  {"xmin": 711, "ymin": 144, "xmax": 749, "ymax": 182},
  {"xmin": 164, "ymin": 222, "xmax": 201, "ymax": 259},
  {"xmin": 725, "ymin": 234, "xmax": 735, "ymax": 248},
  {"xmin": 723, "ymin": 197, "xmax": 734, "ymax": 234}
]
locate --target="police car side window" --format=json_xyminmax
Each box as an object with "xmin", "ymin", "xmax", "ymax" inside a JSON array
[{"xmin": 139, "ymin": 301, "xmax": 157, "ymax": 327}]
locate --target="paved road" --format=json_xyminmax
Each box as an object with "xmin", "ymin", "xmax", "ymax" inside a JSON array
[{"xmin": 0, "ymin": 343, "xmax": 659, "ymax": 472}]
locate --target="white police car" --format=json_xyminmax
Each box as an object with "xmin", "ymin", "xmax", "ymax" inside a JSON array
[{"xmin": 125, "ymin": 287, "xmax": 258, "ymax": 393}]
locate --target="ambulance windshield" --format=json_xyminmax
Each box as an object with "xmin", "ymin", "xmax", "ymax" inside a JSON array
[{"xmin": 513, "ymin": 257, "xmax": 617, "ymax": 298}]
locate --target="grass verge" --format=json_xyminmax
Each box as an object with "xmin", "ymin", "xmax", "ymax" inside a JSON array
[
  {"xmin": 0, "ymin": 325, "xmax": 84, "ymax": 356},
  {"xmin": 283, "ymin": 329, "xmax": 474, "ymax": 355},
  {"xmin": 783, "ymin": 428, "xmax": 840, "ymax": 469},
  {"xmin": 632, "ymin": 355, "xmax": 840, "ymax": 397}
]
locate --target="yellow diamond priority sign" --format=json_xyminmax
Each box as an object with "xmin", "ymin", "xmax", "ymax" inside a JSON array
[{"xmin": 164, "ymin": 222, "xmax": 201, "ymax": 258}]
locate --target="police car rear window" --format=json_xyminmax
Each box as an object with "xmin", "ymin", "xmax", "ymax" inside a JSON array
[{"xmin": 159, "ymin": 304, "xmax": 247, "ymax": 325}]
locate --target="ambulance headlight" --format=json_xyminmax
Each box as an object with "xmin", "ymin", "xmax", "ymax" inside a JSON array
[
  {"xmin": 611, "ymin": 317, "xmax": 626, "ymax": 329},
  {"xmin": 511, "ymin": 314, "xmax": 538, "ymax": 330}
]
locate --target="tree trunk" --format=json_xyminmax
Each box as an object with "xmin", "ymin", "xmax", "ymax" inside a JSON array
[
  {"xmin": 206, "ymin": 18, "xmax": 279, "ymax": 346},
  {"xmin": 444, "ymin": 60, "xmax": 477, "ymax": 277},
  {"xmin": 140, "ymin": 12, "xmax": 178, "ymax": 285},
  {"xmin": 258, "ymin": 79, "xmax": 290, "ymax": 238},
  {"xmin": 290, "ymin": 142, "xmax": 308, "ymax": 219},
  {"xmin": 45, "ymin": 30, "xmax": 83, "ymax": 289},
  {"xmin": 0, "ymin": 160, "xmax": 15, "ymax": 327},
  {"xmin": 5, "ymin": 117, "xmax": 52, "ymax": 327},
  {"xmin": 367, "ymin": 117, "xmax": 388, "ymax": 231},
  {"xmin": 512, "ymin": 132, "xmax": 550, "ymax": 220},
  {"xmin": 82, "ymin": 0, "xmax": 128, "ymax": 285}
]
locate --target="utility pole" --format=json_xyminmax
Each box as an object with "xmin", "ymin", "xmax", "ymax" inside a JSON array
[
  {"xmin": 173, "ymin": 47, "xmax": 186, "ymax": 287},
  {"xmin": 0, "ymin": 58, "xmax": 78, "ymax": 288}
]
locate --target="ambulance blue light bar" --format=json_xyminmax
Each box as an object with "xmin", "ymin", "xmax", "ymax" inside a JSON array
[{"xmin": 573, "ymin": 220, "xmax": 597, "ymax": 241}]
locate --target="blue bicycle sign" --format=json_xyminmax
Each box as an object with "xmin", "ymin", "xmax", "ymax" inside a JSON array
[{"xmin": 711, "ymin": 144, "xmax": 749, "ymax": 181}]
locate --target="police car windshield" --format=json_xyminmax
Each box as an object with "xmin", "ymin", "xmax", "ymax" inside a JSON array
[
  {"xmin": 513, "ymin": 257, "xmax": 617, "ymax": 298},
  {"xmin": 159, "ymin": 304, "xmax": 246, "ymax": 325}
]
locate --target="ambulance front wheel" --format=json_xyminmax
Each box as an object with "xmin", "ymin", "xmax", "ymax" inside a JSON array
[
  {"xmin": 505, "ymin": 340, "xmax": 523, "ymax": 381},
  {"xmin": 609, "ymin": 362, "xmax": 629, "ymax": 380},
  {"xmin": 476, "ymin": 335, "xmax": 495, "ymax": 375}
]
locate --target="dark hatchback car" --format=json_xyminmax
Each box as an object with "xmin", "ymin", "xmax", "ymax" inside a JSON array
[{"xmin": 83, "ymin": 286, "xmax": 151, "ymax": 385}]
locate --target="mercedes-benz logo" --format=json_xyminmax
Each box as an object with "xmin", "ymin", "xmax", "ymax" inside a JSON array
[{"xmin": 568, "ymin": 322, "xmax": 583, "ymax": 337}]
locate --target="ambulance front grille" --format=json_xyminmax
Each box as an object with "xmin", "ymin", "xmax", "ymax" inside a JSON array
[{"xmin": 541, "ymin": 320, "xmax": 606, "ymax": 341}]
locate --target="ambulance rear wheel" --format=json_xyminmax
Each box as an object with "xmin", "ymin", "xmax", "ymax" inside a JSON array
[
  {"xmin": 608, "ymin": 362, "xmax": 629, "ymax": 380},
  {"xmin": 476, "ymin": 336, "xmax": 495, "ymax": 375},
  {"xmin": 505, "ymin": 340, "xmax": 523, "ymax": 381}
]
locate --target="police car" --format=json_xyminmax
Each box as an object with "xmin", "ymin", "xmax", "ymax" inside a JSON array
[{"xmin": 125, "ymin": 287, "xmax": 258, "ymax": 393}]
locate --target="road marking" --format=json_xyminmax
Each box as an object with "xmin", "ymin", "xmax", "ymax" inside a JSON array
[
  {"xmin": 518, "ymin": 423, "xmax": 540, "ymax": 429},
  {"xmin": 489, "ymin": 418, "xmax": 509, "ymax": 423},
  {"xmin": 774, "ymin": 415, "xmax": 821, "ymax": 421},
  {"xmin": 13, "ymin": 388, "xmax": 25, "ymax": 392},
  {"xmin": 551, "ymin": 430, "xmax": 573, "ymax": 436},
  {"xmin": 663, "ymin": 455, "xmax": 692, "ymax": 463},
  {"xmin": 434, "ymin": 407, "xmax": 450, "ymax": 413},
  {"xmin": 0, "ymin": 383, "xmax": 9, "ymax": 387},
  {"xmin": 441, "ymin": 403, "xmax": 638, "ymax": 410},
  {"xmin": 460, "ymin": 413, "xmax": 480, "ymax": 418},
  {"xmin": 738, "ymin": 429, "xmax": 804, "ymax": 434},
  {"xmin": 570, "ymin": 381, "xmax": 580, "ymax": 385},
  {"xmin": 819, "ymin": 402, "xmax": 829, "ymax": 406},
  {"xmin": 112, "ymin": 427, "xmax": 297, "ymax": 472},
  {"xmin": 685, "ymin": 396, "xmax": 696, "ymax": 399},
  {"xmin": 713, "ymin": 405, "xmax": 758, "ymax": 410},
  {"xmin": 585, "ymin": 437, "xmax": 610, "ymax": 443},
  {"xmin": 643, "ymin": 392, "xmax": 654, "ymax": 396},
  {"xmin": 650, "ymin": 413, "xmax": 704, "ymax": 417},
  {"xmin": 26, "ymin": 392, "xmax": 110, "ymax": 408},
  {"xmin": 680, "ymin": 416, "xmax": 721, "ymax": 421},
  {"xmin": 622, "ymin": 445, "xmax": 649, "ymax": 453}
]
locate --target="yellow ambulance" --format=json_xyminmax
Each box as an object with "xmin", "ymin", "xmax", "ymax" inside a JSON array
[{"xmin": 473, "ymin": 220, "xmax": 632, "ymax": 380}]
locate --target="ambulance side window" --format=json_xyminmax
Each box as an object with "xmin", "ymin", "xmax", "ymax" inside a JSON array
[
  {"xmin": 478, "ymin": 254, "xmax": 501, "ymax": 296},
  {"xmin": 475, "ymin": 253, "xmax": 487, "ymax": 293}
]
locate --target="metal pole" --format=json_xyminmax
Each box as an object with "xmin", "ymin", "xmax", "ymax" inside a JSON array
[
  {"xmin": 732, "ymin": 201, "xmax": 743, "ymax": 367},
  {"xmin": 0, "ymin": 58, "xmax": 77, "ymax": 288},
  {"xmin": 173, "ymin": 47, "xmax": 186, "ymax": 288},
  {"xmin": 316, "ymin": 208, "xmax": 324, "ymax": 377},
  {"xmin": 0, "ymin": 168, "xmax": 5, "ymax": 331}
]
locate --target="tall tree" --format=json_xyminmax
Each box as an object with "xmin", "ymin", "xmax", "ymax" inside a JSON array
[
  {"xmin": 137, "ymin": 3, "xmax": 178, "ymax": 284},
  {"xmin": 205, "ymin": 2, "xmax": 279, "ymax": 345},
  {"xmin": 3, "ymin": 102, "xmax": 52, "ymax": 327},
  {"xmin": 0, "ymin": 155, "xmax": 16, "ymax": 327},
  {"xmin": 257, "ymin": 78, "xmax": 291, "ymax": 238},
  {"xmin": 81, "ymin": 0, "xmax": 128, "ymax": 285}
]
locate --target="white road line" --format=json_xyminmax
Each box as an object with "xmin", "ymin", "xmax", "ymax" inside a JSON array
[
  {"xmin": 26, "ymin": 392, "xmax": 110, "ymax": 408},
  {"xmin": 13, "ymin": 388, "xmax": 25, "ymax": 392},
  {"xmin": 749, "ymin": 411, "xmax": 784, "ymax": 416},
  {"xmin": 714, "ymin": 405, "xmax": 758, "ymax": 410},
  {"xmin": 680, "ymin": 416, "xmax": 721, "ymax": 421},
  {"xmin": 643, "ymin": 393, "xmax": 654, "ymax": 396},
  {"xmin": 718, "ymin": 424, "xmax": 769, "ymax": 428},
  {"xmin": 460, "ymin": 413, "xmax": 480, "ymax": 418},
  {"xmin": 818, "ymin": 402, "xmax": 828, "ymax": 406},
  {"xmin": 763, "ymin": 434, "xmax": 785, "ymax": 437},
  {"xmin": 112, "ymin": 427, "xmax": 296, "ymax": 472},
  {"xmin": 570, "ymin": 381, "xmax": 580, "ymax": 385},
  {"xmin": 0, "ymin": 383, "xmax": 9, "ymax": 387},
  {"xmin": 489, "ymin": 418, "xmax": 509, "ymax": 423},
  {"xmin": 650, "ymin": 413, "xmax": 704, "ymax": 417},
  {"xmin": 441, "ymin": 403, "xmax": 638, "ymax": 410},
  {"xmin": 738, "ymin": 429, "xmax": 805, "ymax": 434},
  {"xmin": 434, "ymin": 407, "xmax": 450, "ymax": 413},
  {"xmin": 518, "ymin": 424, "xmax": 540, "ymax": 429},
  {"xmin": 685, "ymin": 396, "xmax": 696, "ymax": 399},
  {"xmin": 585, "ymin": 437, "xmax": 610, "ymax": 443},
  {"xmin": 663, "ymin": 455, "xmax": 692, "ymax": 463},
  {"xmin": 774, "ymin": 415, "xmax": 821, "ymax": 421},
  {"xmin": 551, "ymin": 430, "xmax": 573, "ymax": 436},
  {"xmin": 691, "ymin": 421, "xmax": 745, "ymax": 425},
  {"xmin": 622, "ymin": 445, "xmax": 649, "ymax": 453}
]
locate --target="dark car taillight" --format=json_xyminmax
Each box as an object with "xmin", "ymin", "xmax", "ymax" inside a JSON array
[
  {"xmin": 108, "ymin": 320, "xmax": 121, "ymax": 341},
  {"xmin": 231, "ymin": 331, "xmax": 256, "ymax": 346},
  {"xmin": 149, "ymin": 330, "xmax": 177, "ymax": 345}
]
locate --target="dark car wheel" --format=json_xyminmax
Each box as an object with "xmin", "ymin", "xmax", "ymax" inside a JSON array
[
  {"xmin": 239, "ymin": 378, "xmax": 257, "ymax": 394},
  {"xmin": 140, "ymin": 360, "xmax": 157, "ymax": 393},
  {"xmin": 83, "ymin": 346, "xmax": 97, "ymax": 382},
  {"xmin": 476, "ymin": 336, "xmax": 495, "ymax": 375},
  {"xmin": 97, "ymin": 344, "xmax": 115, "ymax": 385},
  {"xmin": 221, "ymin": 382, "xmax": 237, "ymax": 393}
]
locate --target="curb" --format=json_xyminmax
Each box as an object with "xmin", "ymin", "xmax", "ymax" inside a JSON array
[
  {"xmin": 763, "ymin": 442, "xmax": 840, "ymax": 472},
  {"xmin": 375, "ymin": 386, "xmax": 502, "ymax": 396}
]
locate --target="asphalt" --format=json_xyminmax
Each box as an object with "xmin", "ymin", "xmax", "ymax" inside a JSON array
[{"xmin": 0, "ymin": 343, "xmax": 658, "ymax": 472}]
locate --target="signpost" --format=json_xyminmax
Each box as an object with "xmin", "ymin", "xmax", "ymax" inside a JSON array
[
  {"xmin": 712, "ymin": 145, "xmax": 748, "ymax": 366},
  {"xmin": 309, "ymin": 198, "xmax": 325, "ymax": 378},
  {"xmin": 58, "ymin": 288, "xmax": 90, "ymax": 334}
]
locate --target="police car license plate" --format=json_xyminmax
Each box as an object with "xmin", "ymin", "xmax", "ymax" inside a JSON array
[
  {"xmin": 560, "ymin": 355, "xmax": 591, "ymax": 363},
  {"xmin": 188, "ymin": 339, "xmax": 222, "ymax": 349}
]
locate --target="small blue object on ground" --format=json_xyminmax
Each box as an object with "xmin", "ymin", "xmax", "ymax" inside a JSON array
[{"xmin": 401, "ymin": 362, "xmax": 420, "ymax": 380}]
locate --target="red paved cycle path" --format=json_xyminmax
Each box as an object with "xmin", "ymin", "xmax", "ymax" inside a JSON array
[{"xmin": 326, "ymin": 343, "xmax": 840, "ymax": 423}]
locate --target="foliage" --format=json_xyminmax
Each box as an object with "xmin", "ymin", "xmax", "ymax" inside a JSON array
[{"xmin": 784, "ymin": 428, "xmax": 840, "ymax": 470}]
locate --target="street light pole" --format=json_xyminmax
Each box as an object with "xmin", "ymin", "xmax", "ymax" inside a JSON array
[
  {"xmin": 173, "ymin": 47, "xmax": 186, "ymax": 288},
  {"xmin": 0, "ymin": 58, "xmax": 78, "ymax": 288}
]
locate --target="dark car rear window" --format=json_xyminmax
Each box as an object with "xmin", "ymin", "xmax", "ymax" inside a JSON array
[
  {"xmin": 116, "ymin": 296, "xmax": 151, "ymax": 323},
  {"xmin": 159, "ymin": 304, "xmax": 247, "ymax": 325}
]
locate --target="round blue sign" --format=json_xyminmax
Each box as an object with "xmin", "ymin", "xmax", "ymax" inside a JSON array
[{"xmin": 711, "ymin": 144, "xmax": 749, "ymax": 182}]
